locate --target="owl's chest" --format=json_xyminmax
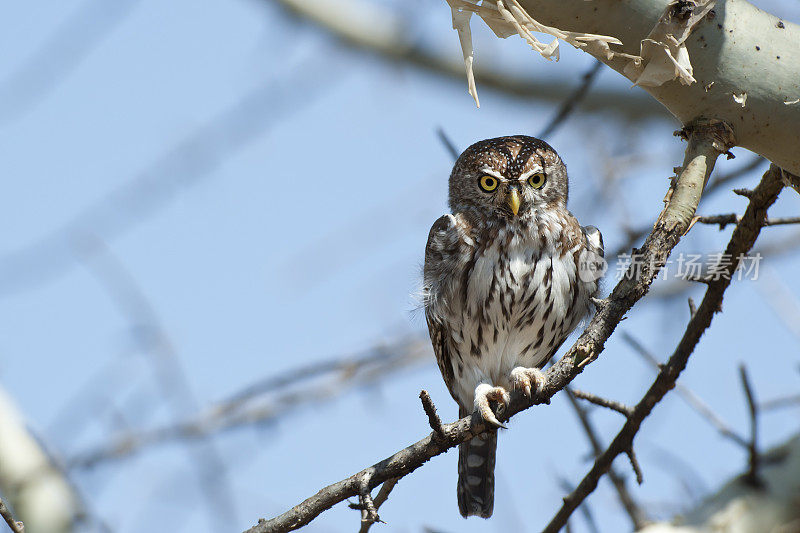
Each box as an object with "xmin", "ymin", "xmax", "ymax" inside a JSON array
[{"xmin": 463, "ymin": 235, "xmax": 553, "ymax": 322}]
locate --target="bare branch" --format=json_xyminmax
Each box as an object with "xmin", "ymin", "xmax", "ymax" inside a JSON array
[
  {"xmin": 538, "ymin": 60, "xmax": 603, "ymax": 139},
  {"xmin": 570, "ymin": 389, "xmax": 633, "ymax": 417},
  {"xmin": 760, "ymin": 394, "xmax": 800, "ymax": 412},
  {"xmin": 542, "ymin": 163, "xmax": 788, "ymax": 533},
  {"xmin": 608, "ymin": 155, "xmax": 768, "ymax": 261},
  {"xmin": 739, "ymin": 364, "xmax": 762, "ymax": 487},
  {"xmin": 626, "ymin": 449, "xmax": 644, "ymax": 486},
  {"xmin": 621, "ymin": 331, "xmax": 749, "ymax": 450},
  {"xmin": 436, "ymin": 127, "xmax": 460, "ymax": 161},
  {"xmin": 359, "ymin": 478, "xmax": 399, "ymax": 533},
  {"xmin": 564, "ymin": 390, "xmax": 648, "ymax": 530},
  {"xmin": 704, "ymin": 155, "xmax": 767, "ymax": 197},
  {"xmin": 69, "ymin": 337, "xmax": 430, "ymax": 467},
  {"xmin": 692, "ymin": 213, "xmax": 800, "ymax": 230},
  {"xmin": 556, "ymin": 477, "xmax": 600, "ymax": 533},
  {"xmin": 419, "ymin": 390, "xmax": 445, "ymax": 439},
  {"xmin": 0, "ymin": 497, "xmax": 24, "ymax": 533},
  {"xmin": 272, "ymin": 0, "xmax": 659, "ymax": 117}
]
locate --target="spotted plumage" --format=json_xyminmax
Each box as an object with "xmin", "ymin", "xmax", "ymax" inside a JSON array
[{"xmin": 423, "ymin": 136, "xmax": 604, "ymax": 518}]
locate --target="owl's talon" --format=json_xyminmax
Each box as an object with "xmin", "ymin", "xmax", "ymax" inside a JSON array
[
  {"xmin": 511, "ymin": 367, "xmax": 547, "ymax": 399},
  {"xmin": 474, "ymin": 383, "xmax": 510, "ymax": 429}
]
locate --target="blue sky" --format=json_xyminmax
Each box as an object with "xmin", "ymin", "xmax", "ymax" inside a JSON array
[{"xmin": 1, "ymin": 1, "xmax": 799, "ymax": 532}]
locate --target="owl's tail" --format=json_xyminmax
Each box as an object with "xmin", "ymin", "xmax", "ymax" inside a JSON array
[{"xmin": 457, "ymin": 407, "xmax": 497, "ymax": 518}]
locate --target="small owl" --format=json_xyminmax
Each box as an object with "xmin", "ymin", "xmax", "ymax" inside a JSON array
[{"xmin": 423, "ymin": 136, "xmax": 603, "ymax": 518}]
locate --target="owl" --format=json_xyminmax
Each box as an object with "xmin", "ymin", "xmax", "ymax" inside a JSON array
[{"xmin": 423, "ymin": 136, "xmax": 603, "ymax": 518}]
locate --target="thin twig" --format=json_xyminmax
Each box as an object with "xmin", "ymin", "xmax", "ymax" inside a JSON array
[
  {"xmin": 704, "ymin": 155, "xmax": 766, "ymax": 196},
  {"xmin": 542, "ymin": 164, "xmax": 787, "ymax": 533},
  {"xmin": 539, "ymin": 60, "xmax": 603, "ymax": 139},
  {"xmin": 0, "ymin": 497, "xmax": 24, "ymax": 533},
  {"xmin": 621, "ymin": 332, "xmax": 749, "ymax": 449},
  {"xmin": 358, "ymin": 472, "xmax": 380, "ymax": 528},
  {"xmin": 626, "ymin": 449, "xmax": 644, "ymax": 485},
  {"xmin": 760, "ymin": 394, "xmax": 800, "ymax": 411},
  {"xmin": 436, "ymin": 127, "xmax": 460, "ymax": 161},
  {"xmin": 564, "ymin": 390, "xmax": 648, "ymax": 530},
  {"xmin": 739, "ymin": 364, "xmax": 762, "ymax": 486},
  {"xmin": 359, "ymin": 478, "xmax": 399, "ymax": 533},
  {"xmin": 419, "ymin": 390, "xmax": 445, "ymax": 438},
  {"xmin": 570, "ymin": 389, "xmax": 633, "ymax": 417},
  {"xmin": 692, "ymin": 213, "xmax": 800, "ymax": 229}
]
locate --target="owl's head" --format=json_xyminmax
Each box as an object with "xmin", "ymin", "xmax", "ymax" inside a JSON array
[{"xmin": 448, "ymin": 136, "xmax": 568, "ymax": 219}]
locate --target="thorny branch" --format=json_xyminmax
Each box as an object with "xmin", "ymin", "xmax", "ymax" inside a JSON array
[
  {"xmin": 542, "ymin": 163, "xmax": 788, "ymax": 533},
  {"xmin": 243, "ymin": 120, "xmax": 735, "ymax": 533}
]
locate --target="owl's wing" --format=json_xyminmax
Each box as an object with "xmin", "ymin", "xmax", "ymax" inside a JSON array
[
  {"xmin": 424, "ymin": 214, "xmax": 464, "ymax": 404},
  {"xmin": 582, "ymin": 225, "xmax": 604, "ymax": 258}
]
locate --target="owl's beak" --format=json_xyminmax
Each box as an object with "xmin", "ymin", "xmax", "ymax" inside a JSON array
[{"xmin": 507, "ymin": 187, "xmax": 521, "ymax": 216}]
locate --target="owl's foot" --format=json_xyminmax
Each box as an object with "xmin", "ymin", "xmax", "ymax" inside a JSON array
[
  {"xmin": 473, "ymin": 383, "xmax": 510, "ymax": 429},
  {"xmin": 510, "ymin": 367, "xmax": 547, "ymax": 399}
]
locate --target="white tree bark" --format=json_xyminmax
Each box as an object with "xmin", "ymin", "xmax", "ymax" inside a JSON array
[
  {"xmin": 640, "ymin": 434, "xmax": 800, "ymax": 533},
  {"xmin": 450, "ymin": 0, "xmax": 800, "ymax": 174},
  {"xmin": 0, "ymin": 387, "xmax": 77, "ymax": 533}
]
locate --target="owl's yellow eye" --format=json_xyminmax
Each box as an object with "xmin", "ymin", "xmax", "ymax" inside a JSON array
[
  {"xmin": 479, "ymin": 175, "xmax": 499, "ymax": 192},
  {"xmin": 527, "ymin": 172, "xmax": 546, "ymax": 189}
]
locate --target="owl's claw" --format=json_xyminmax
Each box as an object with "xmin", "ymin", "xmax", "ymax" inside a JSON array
[
  {"xmin": 473, "ymin": 383, "xmax": 510, "ymax": 429},
  {"xmin": 511, "ymin": 367, "xmax": 547, "ymax": 399}
]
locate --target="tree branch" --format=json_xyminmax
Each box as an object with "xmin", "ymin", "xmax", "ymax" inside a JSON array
[
  {"xmin": 542, "ymin": 163, "xmax": 788, "ymax": 533},
  {"xmin": 621, "ymin": 331, "xmax": 749, "ymax": 450},
  {"xmin": 243, "ymin": 119, "xmax": 733, "ymax": 533},
  {"xmin": 738, "ymin": 364, "xmax": 762, "ymax": 487},
  {"xmin": 570, "ymin": 388, "xmax": 633, "ymax": 417},
  {"xmin": 0, "ymin": 497, "xmax": 24, "ymax": 533},
  {"xmin": 272, "ymin": 0, "xmax": 660, "ymax": 117},
  {"xmin": 564, "ymin": 389, "xmax": 648, "ymax": 530}
]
